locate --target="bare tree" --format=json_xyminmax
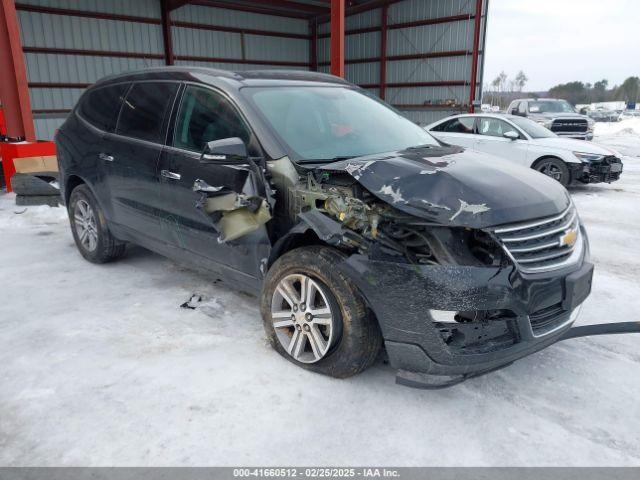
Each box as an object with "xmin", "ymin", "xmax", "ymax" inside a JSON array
[{"xmin": 515, "ymin": 71, "xmax": 528, "ymax": 92}]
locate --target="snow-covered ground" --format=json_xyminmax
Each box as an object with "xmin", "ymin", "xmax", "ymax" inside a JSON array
[{"xmin": 1, "ymin": 120, "xmax": 639, "ymax": 467}]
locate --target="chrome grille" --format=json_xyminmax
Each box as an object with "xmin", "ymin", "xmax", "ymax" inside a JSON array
[
  {"xmin": 491, "ymin": 205, "xmax": 582, "ymax": 273},
  {"xmin": 551, "ymin": 119, "xmax": 588, "ymax": 133}
]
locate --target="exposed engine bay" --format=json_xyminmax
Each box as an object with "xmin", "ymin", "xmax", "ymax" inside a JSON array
[{"xmin": 285, "ymin": 168, "xmax": 505, "ymax": 269}]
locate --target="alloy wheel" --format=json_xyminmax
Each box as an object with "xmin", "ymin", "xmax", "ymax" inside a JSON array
[
  {"xmin": 74, "ymin": 199, "xmax": 98, "ymax": 252},
  {"xmin": 537, "ymin": 161, "xmax": 563, "ymax": 181},
  {"xmin": 271, "ymin": 273, "xmax": 337, "ymax": 364}
]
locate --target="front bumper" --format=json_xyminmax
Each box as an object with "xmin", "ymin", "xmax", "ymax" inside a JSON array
[
  {"xmin": 555, "ymin": 132, "xmax": 593, "ymax": 141},
  {"xmin": 568, "ymin": 157, "xmax": 623, "ymax": 184},
  {"xmin": 339, "ymin": 245, "xmax": 593, "ymax": 381}
]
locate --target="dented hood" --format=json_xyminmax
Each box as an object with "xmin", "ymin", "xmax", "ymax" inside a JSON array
[{"xmin": 317, "ymin": 146, "xmax": 571, "ymax": 229}]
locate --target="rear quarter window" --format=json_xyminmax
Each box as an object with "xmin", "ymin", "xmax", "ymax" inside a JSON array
[
  {"xmin": 116, "ymin": 82, "xmax": 178, "ymax": 143},
  {"xmin": 78, "ymin": 83, "xmax": 129, "ymax": 132}
]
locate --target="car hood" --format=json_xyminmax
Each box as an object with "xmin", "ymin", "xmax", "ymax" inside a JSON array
[
  {"xmin": 529, "ymin": 112, "xmax": 588, "ymax": 120},
  {"xmin": 530, "ymin": 137, "xmax": 618, "ymax": 156},
  {"xmin": 316, "ymin": 146, "xmax": 571, "ymax": 229}
]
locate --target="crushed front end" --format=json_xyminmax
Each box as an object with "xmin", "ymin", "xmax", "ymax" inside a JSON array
[
  {"xmin": 568, "ymin": 155, "xmax": 624, "ymax": 184},
  {"xmin": 280, "ymin": 146, "xmax": 594, "ymax": 387}
]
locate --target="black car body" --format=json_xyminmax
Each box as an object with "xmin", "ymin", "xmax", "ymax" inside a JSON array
[
  {"xmin": 508, "ymin": 98, "xmax": 595, "ymax": 140},
  {"xmin": 56, "ymin": 68, "xmax": 594, "ymax": 387}
]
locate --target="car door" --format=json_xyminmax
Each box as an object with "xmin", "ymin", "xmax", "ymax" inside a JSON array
[
  {"xmin": 474, "ymin": 117, "xmax": 529, "ymax": 166},
  {"xmin": 74, "ymin": 82, "xmax": 130, "ymax": 219},
  {"xmin": 107, "ymin": 81, "xmax": 179, "ymax": 241},
  {"xmin": 156, "ymin": 84, "xmax": 271, "ymax": 280},
  {"xmin": 429, "ymin": 116, "xmax": 477, "ymax": 148}
]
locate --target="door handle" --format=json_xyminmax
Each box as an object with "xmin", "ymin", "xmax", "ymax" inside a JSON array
[
  {"xmin": 161, "ymin": 169, "xmax": 181, "ymax": 180},
  {"xmin": 98, "ymin": 153, "xmax": 114, "ymax": 162}
]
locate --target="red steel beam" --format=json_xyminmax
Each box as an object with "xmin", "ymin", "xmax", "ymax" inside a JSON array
[
  {"xmin": 171, "ymin": 19, "xmax": 309, "ymax": 39},
  {"xmin": 359, "ymin": 80, "xmax": 468, "ymax": 89},
  {"xmin": 330, "ymin": 0, "xmax": 345, "ymax": 77},
  {"xmin": 0, "ymin": 0, "xmax": 36, "ymax": 141},
  {"xmin": 240, "ymin": 0, "xmax": 329, "ymax": 14},
  {"xmin": 317, "ymin": 13, "xmax": 475, "ymax": 39},
  {"xmin": 174, "ymin": 55, "xmax": 309, "ymax": 67},
  {"xmin": 318, "ymin": 49, "xmax": 474, "ymax": 66},
  {"xmin": 190, "ymin": 1, "xmax": 310, "ymax": 19},
  {"xmin": 469, "ymin": 0, "xmax": 483, "ymax": 112},
  {"xmin": 160, "ymin": 0, "xmax": 175, "ymax": 65},
  {"xmin": 23, "ymin": 46, "xmax": 165, "ymax": 60},
  {"xmin": 14, "ymin": 3, "xmax": 161, "ymax": 24},
  {"xmin": 379, "ymin": 4, "xmax": 388, "ymax": 99},
  {"xmin": 166, "ymin": 0, "xmax": 192, "ymax": 11}
]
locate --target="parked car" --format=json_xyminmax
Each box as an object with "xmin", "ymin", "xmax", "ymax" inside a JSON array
[
  {"xmin": 588, "ymin": 109, "xmax": 621, "ymax": 122},
  {"xmin": 426, "ymin": 114, "xmax": 623, "ymax": 186},
  {"xmin": 620, "ymin": 109, "xmax": 640, "ymax": 120},
  {"xmin": 56, "ymin": 67, "xmax": 594, "ymax": 388},
  {"xmin": 506, "ymin": 98, "xmax": 595, "ymax": 140}
]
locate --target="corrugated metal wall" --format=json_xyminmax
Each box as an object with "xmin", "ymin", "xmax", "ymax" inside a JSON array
[
  {"xmin": 16, "ymin": 0, "xmax": 309, "ymax": 140},
  {"xmin": 14, "ymin": 0, "xmax": 486, "ymax": 139},
  {"xmin": 317, "ymin": 0, "xmax": 488, "ymax": 125}
]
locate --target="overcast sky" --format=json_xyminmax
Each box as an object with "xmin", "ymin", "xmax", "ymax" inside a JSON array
[{"xmin": 483, "ymin": 0, "xmax": 639, "ymax": 91}]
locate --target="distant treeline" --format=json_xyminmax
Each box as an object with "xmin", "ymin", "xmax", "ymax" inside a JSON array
[{"xmin": 483, "ymin": 71, "xmax": 639, "ymax": 108}]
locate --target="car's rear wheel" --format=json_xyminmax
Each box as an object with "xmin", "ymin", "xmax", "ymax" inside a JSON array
[
  {"xmin": 68, "ymin": 184, "xmax": 126, "ymax": 263},
  {"xmin": 261, "ymin": 246, "xmax": 382, "ymax": 378},
  {"xmin": 533, "ymin": 157, "xmax": 570, "ymax": 186}
]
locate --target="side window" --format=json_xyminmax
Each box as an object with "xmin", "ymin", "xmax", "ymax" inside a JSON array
[
  {"xmin": 518, "ymin": 102, "xmax": 527, "ymax": 115},
  {"xmin": 173, "ymin": 85, "xmax": 251, "ymax": 152},
  {"xmin": 478, "ymin": 118, "xmax": 519, "ymax": 138},
  {"xmin": 441, "ymin": 117, "xmax": 475, "ymax": 134},
  {"xmin": 509, "ymin": 101, "xmax": 519, "ymax": 114},
  {"xmin": 116, "ymin": 82, "xmax": 178, "ymax": 143},
  {"xmin": 79, "ymin": 84, "xmax": 129, "ymax": 132}
]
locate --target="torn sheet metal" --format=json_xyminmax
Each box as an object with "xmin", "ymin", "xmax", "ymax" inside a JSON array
[{"xmin": 317, "ymin": 145, "xmax": 570, "ymax": 229}]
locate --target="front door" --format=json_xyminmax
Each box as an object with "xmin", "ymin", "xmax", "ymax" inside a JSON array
[
  {"xmin": 108, "ymin": 81, "xmax": 179, "ymax": 241},
  {"xmin": 157, "ymin": 84, "xmax": 271, "ymax": 280},
  {"xmin": 474, "ymin": 117, "xmax": 529, "ymax": 166}
]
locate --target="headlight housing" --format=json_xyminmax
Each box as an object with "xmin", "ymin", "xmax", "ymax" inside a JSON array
[
  {"xmin": 573, "ymin": 151, "xmax": 604, "ymax": 162},
  {"xmin": 535, "ymin": 119, "xmax": 554, "ymax": 129}
]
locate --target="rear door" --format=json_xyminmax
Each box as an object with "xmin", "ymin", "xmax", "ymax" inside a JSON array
[
  {"xmin": 108, "ymin": 81, "xmax": 179, "ymax": 240},
  {"xmin": 74, "ymin": 82, "xmax": 130, "ymax": 218},
  {"xmin": 156, "ymin": 84, "xmax": 271, "ymax": 279},
  {"xmin": 429, "ymin": 116, "xmax": 477, "ymax": 148},
  {"xmin": 474, "ymin": 117, "xmax": 529, "ymax": 165}
]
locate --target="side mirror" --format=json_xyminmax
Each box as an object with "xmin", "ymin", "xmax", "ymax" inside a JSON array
[
  {"xmin": 510, "ymin": 108, "xmax": 519, "ymax": 115},
  {"xmin": 503, "ymin": 130, "xmax": 519, "ymax": 140},
  {"xmin": 201, "ymin": 137, "xmax": 247, "ymax": 163}
]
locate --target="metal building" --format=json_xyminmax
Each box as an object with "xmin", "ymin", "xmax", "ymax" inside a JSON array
[{"xmin": 0, "ymin": 0, "xmax": 488, "ymax": 143}]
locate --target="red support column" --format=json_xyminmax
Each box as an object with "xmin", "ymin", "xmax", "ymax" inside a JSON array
[
  {"xmin": 0, "ymin": 0, "xmax": 36, "ymax": 141},
  {"xmin": 468, "ymin": 0, "xmax": 483, "ymax": 112},
  {"xmin": 160, "ymin": 0, "xmax": 175, "ymax": 65},
  {"xmin": 379, "ymin": 4, "xmax": 388, "ymax": 100},
  {"xmin": 330, "ymin": 0, "xmax": 345, "ymax": 77}
]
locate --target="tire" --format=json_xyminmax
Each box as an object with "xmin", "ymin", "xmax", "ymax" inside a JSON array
[
  {"xmin": 68, "ymin": 184, "xmax": 126, "ymax": 263},
  {"xmin": 261, "ymin": 246, "xmax": 382, "ymax": 378},
  {"xmin": 533, "ymin": 157, "xmax": 570, "ymax": 186},
  {"xmin": 11, "ymin": 172, "xmax": 60, "ymax": 196}
]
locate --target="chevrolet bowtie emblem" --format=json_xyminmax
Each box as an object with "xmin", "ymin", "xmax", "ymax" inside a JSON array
[{"xmin": 559, "ymin": 229, "xmax": 578, "ymax": 247}]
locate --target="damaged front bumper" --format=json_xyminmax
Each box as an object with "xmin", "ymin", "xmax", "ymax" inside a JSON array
[
  {"xmin": 339, "ymin": 248, "xmax": 595, "ymax": 388},
  {"xmin": 569, "ymin": 157, "xmax": 623, "ymax": 184}
]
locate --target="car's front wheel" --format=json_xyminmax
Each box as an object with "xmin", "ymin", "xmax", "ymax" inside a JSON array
[
  {"xmin": 261, "ymin": 246, "xmax": 382, "ymax": 378},
  {"xmin": 533, "ymin": 157, "xmax": 570, "ymax": 186}
]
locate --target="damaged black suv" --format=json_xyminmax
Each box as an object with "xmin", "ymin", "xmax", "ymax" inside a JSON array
[{"xmin": 56, "ymin": 68, "xmax": 594, "ymax": 387}]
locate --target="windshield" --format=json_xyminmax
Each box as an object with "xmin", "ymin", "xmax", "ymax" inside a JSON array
[
  {"xmin": 510, "ymin": 117, "xmax": 557, "ymax": 139},
  {"xmin": 529, "ymin": 100, "xmax": 576, "ymax": 113},
  {"xmin": 243, "ymin": 86, "xmax": 439, "ymax": 162}
]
